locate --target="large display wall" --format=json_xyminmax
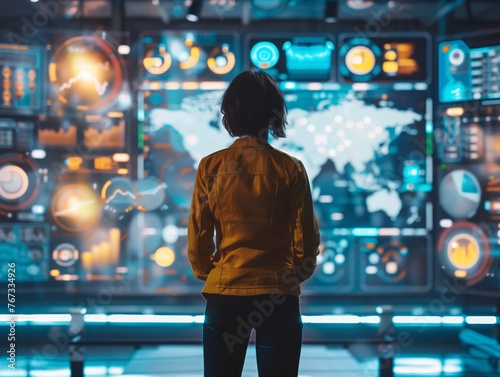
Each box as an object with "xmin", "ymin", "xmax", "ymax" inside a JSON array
[{"xmin": 0, "ymin": 29, "xmax": 498, "ymax": 300}]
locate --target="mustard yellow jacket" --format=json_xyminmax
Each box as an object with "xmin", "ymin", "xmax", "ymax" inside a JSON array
[{"xmin": 187, "ymin": 136, "xmax": 320, "ymax": 297}]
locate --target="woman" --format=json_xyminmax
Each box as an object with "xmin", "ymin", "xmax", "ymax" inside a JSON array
[{"xmin": 187, "ymin": 70, "xmax": 320, "ymax": 377}]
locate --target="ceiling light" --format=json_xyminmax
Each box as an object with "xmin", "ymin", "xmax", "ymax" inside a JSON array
[
  {"xmin": 186, "ymin": 0, "xmax": 203, "ymax": 22},
  {"xmin": 325, "ymin": 1, "xmax": 337, "ymax": 23},
  {"xmin": 346, "ymin": 0, "xmax": 374, "ymax": 10}
]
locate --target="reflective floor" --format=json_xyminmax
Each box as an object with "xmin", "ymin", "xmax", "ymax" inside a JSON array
[{"xmin": 3, "ymin": 344, "xmax": 500, "ymax": 377}]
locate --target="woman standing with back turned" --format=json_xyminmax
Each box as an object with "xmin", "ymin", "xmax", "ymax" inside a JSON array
[{"xmin": 187, "ymin": 70, "xmax": 320, "ymax": 377}]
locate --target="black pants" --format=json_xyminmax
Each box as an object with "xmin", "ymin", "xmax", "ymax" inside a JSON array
[{"xmin": 203, "ymin": 293, "xmax": 303, "ymax": 377}]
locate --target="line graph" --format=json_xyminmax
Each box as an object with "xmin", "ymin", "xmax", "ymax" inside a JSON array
[
  {"xmin": 59, "ymin": 71, "xmax": 109, "ymax": 96},
  {"xmin": 105, "ymin": 189, "xmax": 136, "ymax": 203}
]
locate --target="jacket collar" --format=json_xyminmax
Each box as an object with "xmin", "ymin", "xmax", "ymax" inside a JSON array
[{"xmin": 229, "ymin": 136, "xmax": 269, "ymax": 148}]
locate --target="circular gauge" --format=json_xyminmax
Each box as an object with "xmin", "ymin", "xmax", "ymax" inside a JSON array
[
  {"xmin": 339, "ymin": 38, "xmax": 381, "ymax": 81},
  {"xmin": 250, "ymin": 42, "xmax": 280, "ymax": 70},
  {"xmin": 345, "ymin": 45, "xmax": 377, "ymax": 75},
  {"xmin": 152, "ymin": 246, "xmax": 176, "ymax": 268},
  {"xmin": 437, "ymin": 221, "xmax": 492, "ymax": 286},
  {"xmin": 370, "ymin": 241, "xmax": 408, "ymax": 284},
  {"xmin": 52, "ymin": 184, "xmax": 100, "ymax": 232},
  {"xmin": 0, "ymin": 154, "xmax": 40, "ymax": 211},
  {"xmin": 439, "ymin": 170, "xmax": 481, "ymax": 219},
  {"xmin": 447, "ymin": 233, "xmax": 480, "ymax": 270},
  {"xmin": 314, "ymin": 238, "xmax": 349, "ymax": 284},
  {"xmin": 207, "ymin": 44, "xmax": 236, "ymax": 75},
  {"xmin": 101, "ymin": 177, "xmax": 136, "ymax": 213},
  {"xmin": 449, "ymin": 48, "xmax": 465, "ymax": 66},
  {"xmin": 53, "ymin": 243, "xmax": 79, "ymax": 267},
  {"xmin": 135, "ymin": 177, "xmax": 166, "ymax": 212},
  {"xmin": 49, "ymin": 36, "xmax": 124, "ymax": 111},
  {"xmin": 0, "ymin": 165, "xmax": 29, "ymax": 200},
  {"xmin": 143, "ymin": 45, "xmax": 172, "ymax": 75}
]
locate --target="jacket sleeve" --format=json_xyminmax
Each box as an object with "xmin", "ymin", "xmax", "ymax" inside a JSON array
[
  {"xmin": 187, "ymin": 158, "xmax": 215, "ymax": 281},
  {"xmin": 289, "ymin": 160, "xmax": 320, "ymax": 282}
]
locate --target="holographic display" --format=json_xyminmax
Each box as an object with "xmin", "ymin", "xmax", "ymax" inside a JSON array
[
  {"xmin": 248, "ymin": 35, "xmax": 335, "ymax": 81},
  {"xmin": 0, "ymin": 44, "xmax": 43, "ymax": 115},
  {"xmin": 144, "ymin": 85, "xmax": 433, "ymax": 293},
  {"xmin": 338, "ymin": 34, "xmax": 429, "ymax": 83},
  {"xmin": 48, "ymin": 36, "xmax": 125, "ymax": 114},
  {"xmin": 140, "ymin": 32, "xmax": 239, "ymax": 83},
  {"xmin": 439, "ymin": 39, "xmax": 500, "ymax": 103},
  {"xmin": 0, "ymin": 224, "xmax": 49, "ymax": 282},
  {"xmin": 436, "ymin": 103, "xmax": 500, "ymax": 296}
]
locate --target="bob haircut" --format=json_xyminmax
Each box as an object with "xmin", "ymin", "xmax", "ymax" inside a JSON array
[{"xmin": 220, "ymin": 70, "xmax": 287, "ymax": 139}]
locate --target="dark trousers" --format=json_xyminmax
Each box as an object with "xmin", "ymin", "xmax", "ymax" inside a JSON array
[{"xmin": 203, "ymin": 293, "xmax": 303, "ymax": 377}]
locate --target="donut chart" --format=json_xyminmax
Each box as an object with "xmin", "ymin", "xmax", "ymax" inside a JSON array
[
  {"xmin": 250, "ymin": 41, "xmax": 280, "ymax": 70},
  {"xmin": 439, "ymin": 169, "xmax": 481, "ymax": 219},
  {"xmin": 372, "ymin": 241, "xmax": 408, "ymax": 284},
  {"xmin": 339, "ymin": 38, "xmax": 381, "ymax": 81},
  {"xmin": 53, "ymin": 243, "xmax": 79, "ymax": 267}
]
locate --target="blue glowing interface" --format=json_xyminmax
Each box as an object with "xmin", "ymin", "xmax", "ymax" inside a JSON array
[
  {"xmin": 439, "ymin": 40, "xmax": 500, "ymax": 103},
  {"xmin": 248, "ymin": 36, "xmax": 335, "ymax": 81},
  {"xmin": 435, "ymin": 102, "xmax": 500, "ymax": 297},
  {"xmin": 142, "ymin": 87, "xmax": 433, "ymax": 293}
]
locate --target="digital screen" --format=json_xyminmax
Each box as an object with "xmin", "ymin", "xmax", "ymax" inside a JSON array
[
  {"xmin": 0, "ymin": 44, "xmax": 43, "ymax": 115},
  {"xmin": 47, "ymin": 35, "xmax": 130, "ymax": 116},
  {"xmin": 143, "ymin": 86, "xmax": 433, "ymax": 293},
  {"xmin": 338, "ymin": 34, "xmax": 430, "ymax": 83},
  {"xmin": 140, "ymin": 32, "xmax": 240, "ymax": 84},
  {"xmin": 436, "ymin": 104, "xmax": 500, "ymax": 296},
  {"xmin": 0, "ymin": 30, "xmax": 435, "ymax": 297},
  {"xmin": 247, "ymin": 35, "xmax": 335, "ymax": 81},
  {"xmin": 439, "ymin": 40, "xmax": 500, "ymax": 103}
]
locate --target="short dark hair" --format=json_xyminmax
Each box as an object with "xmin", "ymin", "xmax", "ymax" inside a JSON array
[{"xmin": 220, "ymin": 70, "xmax": 287, "ymax": 139}]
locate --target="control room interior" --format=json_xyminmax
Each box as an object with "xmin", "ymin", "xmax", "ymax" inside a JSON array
[{"xmin": 1, "ymin": 0, "xmax": 500, "ymax": 376}]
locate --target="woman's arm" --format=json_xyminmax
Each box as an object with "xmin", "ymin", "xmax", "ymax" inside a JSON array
[
  {"xmin": 289, "ymin": 160, "xmax": 320, "ymax": 282},
  {"xmin": 187, "ymin": 158, "xmax": 215, "ymax": 281}
]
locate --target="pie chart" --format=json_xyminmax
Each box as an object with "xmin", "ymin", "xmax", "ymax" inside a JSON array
[
  {"xmin": 0, "ymin": 154, "xmax": 40, "ymax": 211},
  {"xmin": 0, "ymin": 165, "xmax": 29, "ymax": 200},
  {"xmin": 439, "ymin": 169, "xmax": 481, "ymax": 219}
]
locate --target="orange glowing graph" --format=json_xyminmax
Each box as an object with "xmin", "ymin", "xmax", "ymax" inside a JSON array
[
  {"xmin": 38, "ymin": 125, "xmax": 77, "ymax": 146},
  {"xmin": 81, "ymin": 228, "xmax": 121, "ymax": 270},
  {"xmin": 84, "ymin": 120, "xmax": 125, "ymax": 148},
  {"xmin": 383, "ymin": 43, "xmax": 418, "ymax": 76},
  {"xmin": 447, "ymin": 233, "xmax": 480, "ymax": 271}
]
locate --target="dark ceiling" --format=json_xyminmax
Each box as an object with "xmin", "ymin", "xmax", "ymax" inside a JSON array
[{"xmin": 1, "ymin": 0, "xmax": 500, "ymax": 25}]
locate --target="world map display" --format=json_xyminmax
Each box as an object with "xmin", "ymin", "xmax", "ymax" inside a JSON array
[{"xmin": 147, "ymin": 88, "xmax": 431, "ymax": 230}]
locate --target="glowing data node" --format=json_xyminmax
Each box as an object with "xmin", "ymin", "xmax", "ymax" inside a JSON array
[
  {"xmin": 52, "ymin": 184, "xmax": 100, "ymax": 232},
  {"xmin": 153, "ymin": 246, "xmax": 176, "ymax": 268}
]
